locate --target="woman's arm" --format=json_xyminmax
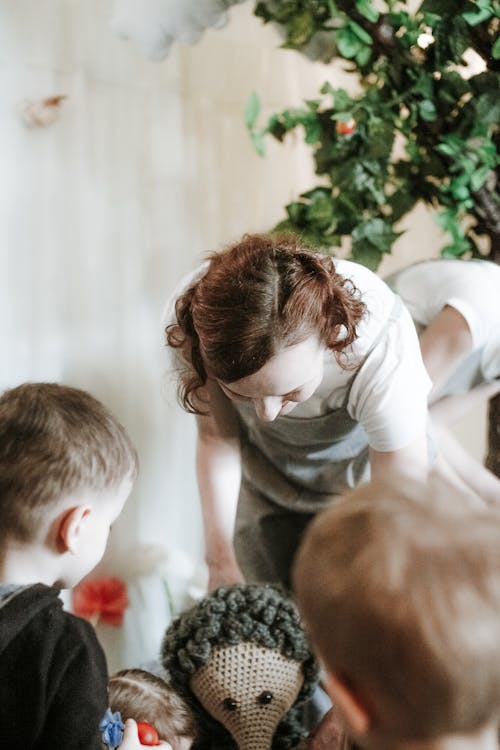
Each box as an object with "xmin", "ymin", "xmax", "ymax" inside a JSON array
[
  {"xmin": 370, "ymin": 432, "xmax": 493, "ymax": 509},
  {"xmin": 196, "ymin": 380, "xmax": 245, "ymax": 591},
  {"xmin": 369, "ymin": 433, "xmax": 429, "ymax": 484},
  {"xmin": 419, "ymin": 304, "xmax": 500, "ymax": 506},
  {"xmin": 419, "ymin": 304, "xmax": 473, "ymax": 399}
]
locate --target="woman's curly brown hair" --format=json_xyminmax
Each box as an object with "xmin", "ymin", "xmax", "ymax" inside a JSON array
[{"xmin": 165, "ymin": 233, "xmax": 366, "ymax": 414}]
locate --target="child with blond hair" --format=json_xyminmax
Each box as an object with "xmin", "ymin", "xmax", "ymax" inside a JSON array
[
  {"xmin": 294, "ymin": 479, "xmax": 500, "ymax": 750},
  {"xmin": 0, "ymin": 382, "xmax": 168, "ymax": 749},
  {"xmin": 108, "ymin": 668, "xmax": 198, "ymax": 750}
]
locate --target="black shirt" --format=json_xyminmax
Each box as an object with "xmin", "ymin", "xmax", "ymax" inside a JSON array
[{"xmin": 0, "ymin": 583, "xmax": 108, "ymax": 749}]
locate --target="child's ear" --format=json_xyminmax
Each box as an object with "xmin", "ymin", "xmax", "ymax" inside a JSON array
[
  {"xmin": 57, "ymin": 505, "xmax": 92, "ymax": 554},
  {"xmin": 323, "ymin": 670, "xmax": 372, "ymax": 737}
]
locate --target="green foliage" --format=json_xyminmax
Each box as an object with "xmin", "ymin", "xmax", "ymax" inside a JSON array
[{"xmin": 247, "ymin": 0, "xmax": 500, "ymax": 266}]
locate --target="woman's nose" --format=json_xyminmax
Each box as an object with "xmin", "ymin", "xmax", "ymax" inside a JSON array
[{"xmin": 254, "ymin": 397, "xmax": 282, "ymax": 422}]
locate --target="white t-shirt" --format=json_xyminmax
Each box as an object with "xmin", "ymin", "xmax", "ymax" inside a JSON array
[
  {"xmin": 279, "ymin": 259, "xmax": 432, "ymax": 452},
  {"xmin": 389, "ymin": 258, "xmax": 500, "ymax": 382},
  {"xmin": 164, "ymin": 258, "xmax": 433, "ymax": 454}
]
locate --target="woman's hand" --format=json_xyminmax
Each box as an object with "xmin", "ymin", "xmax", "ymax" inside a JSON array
[
  {"xmin": 119, "ymin": 718, "xmax": 172, "ymax": 749},
  {"xmin": 207, "ymin": 555, "xmax": 245, "ymax": 592}
]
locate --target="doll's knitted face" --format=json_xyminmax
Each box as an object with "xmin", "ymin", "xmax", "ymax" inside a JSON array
[{"xmin": 190, "ymin": 641, "xmax": 304, "ymax": 750}]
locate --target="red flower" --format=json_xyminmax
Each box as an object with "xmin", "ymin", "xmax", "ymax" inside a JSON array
[{"xmin": 72, "ymin": 577, "xmax": 129, "ymax": 626}]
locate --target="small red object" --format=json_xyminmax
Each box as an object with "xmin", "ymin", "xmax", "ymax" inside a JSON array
[
  {"xmin": 336, "ymin": 118, "xmax": 356, "ymax": 135},
  {"xmin": 72, "ymin": 576, "xmax": 128, "ymax": 626},
  {"xmin": 137, "ymin": 722, "xmax": 160, "ymax": 746}
]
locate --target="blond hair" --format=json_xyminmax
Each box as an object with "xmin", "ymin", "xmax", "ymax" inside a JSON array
[
  {"xmin": 293, "ymin": 479, "xmax": 500, "ymax": 741},
  {"xmin": 108, "ymin": 669, "xmax": 198, "ymax": 742},
  {"xmin": 0, "ymin": 382, "xmax": 138, "ymax": 542}
]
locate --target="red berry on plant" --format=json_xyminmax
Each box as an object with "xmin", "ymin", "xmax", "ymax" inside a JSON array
[
  {"xmin": 336, "ymin": 118, "xmax": 356, "ymax": 135},
  {"xmin": 137, "ymin": 722, "xmax": 160, "ymax": 746}
]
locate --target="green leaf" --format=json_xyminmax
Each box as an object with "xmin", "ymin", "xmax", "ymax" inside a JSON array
[
  {"xmin": 352, "ymin": 218, "xmax": 400, "ymax": 254},
  {"xmin": 350, "ymin": 21, "xmax": 373, "ymax": 45},
  {"xmin": 439, "ymin": 71, "xmax": 471, "ymax": 102},
  {"xmin": 388, "ymin": 187, "xmax": 417, "ymax": 222},
  {"xmin": 420, "ymin": 0, "xmax": 457, "ymax": 12},
  {"xmin": 337, "ymin": 26, "xmax": 362, "ymax": 58},
  {"xmin": 476, "ymin": 140, "xmax": 498, "ymax": 165},
  {"xmin": 305, "ymin": 191, "xmax": 335, "ymax": 229},
  {"xmin": 255, "ymin": 0, "xmax": 301, "ymax": 24},
  {"xmin": 436, "ymin": 143, "xmax": 459, "ymax": 157},
  {"xmin": 450, "ymin": 183, "xmax": 470, "ymax": 201},
  {"xmin": 406, "ymin": 140, "xmax": 421, "ymax": 161},
  {"xmin": 254, "ymin": 2, "xmax": 272, "ymax": 23},
  {"xmin": 448, "ymin": 16, "xmax": 472, "ymax": 61},
  {"xmin": 355, "ymin": 45, "xmax": 372, "ymax": 66},
  {"xmin": 462, "ymin": 6, "xmax": 493, "ymax": 26},
  {"xmin": 366, "ymin": 120, "xmax": 394, "ymax": 159},
  {"xmin": 355, "ymin": 0, "xmax": 379, "ymax": 23},
  {"xmin": 245, "ymin": 91, "xmax": 261, "ymax": 130},
  {"xmin": 267, "ymin": 115, "xmax": 287, "ymax": 142},
  {"xmin": 273, "ymin": 218, "xmax": 294, "ymax": 232},
  {"xmin": 470, "ymin": 165, "xmax": 491, "ymax": 191},
  {"xmin": 304, "ymin": 119, "xmax": 322, "ymax": 144},
  {"xmin": 437, "ymin": 135, "xmax": 467, "ymax": 155},
  {"xmin": 305, "ymin": 99, "xmax": 321, "ymax": 112},
  {"xmin": 435, "ymin": 210, "xmax": 470, "ymax": 256},
  {"xmin": 320, "ymin": 81, "xmax": 336, "ymax": 97},
  {"xmin": 435, "ymin": 210, "xmax": 457, "ymax": 232},
  {"xmin": 493, "ymin": 35, "xmax": 500, "ymax": 59},
  {"xmin": 418, "ymin": 99, "xmax": 437, "ymax": 121},
  {"xmin": 471, "ymin": 71, "xmax": 499, "ymax": 94},
  {"xmin": 286, "ymin": 201, "xmax": 307, "ymax": 225},
  {"xmin": 332, "ymin": 89, "xmax": 353, "ymax": 112},
  {"xmin": 351, "ymin": 242, "xmax": 384, "ymax": 271},
  {"xmin": 423, "ymin": 12, "xmax": 441, "ymax": 26},
  {"xmin": 285, "ymin": 10, "xmax": 315, "ymax": 47},
  {"xmin": 460, "ymin": 157, "xmax": 477, "ymax": 176},
  {"xmin": 250, "ymin": 130, "xmax": 266, "ymax": 157},
  {"xmin": 412, "ymin": 73, "xmax": 434, "ymax": 99},
  {"xmin": 441, "ymin": 238, "xmax": 470, "ymax": 257},
  {"xmin": 475, "ymin": 92, "xmax": 500, "ymax": 125}
]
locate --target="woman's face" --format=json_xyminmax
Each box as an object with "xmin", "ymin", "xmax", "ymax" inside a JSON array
[{"xmin": 218, "ymin": 337, "xmax": 325, "ymax": 422}]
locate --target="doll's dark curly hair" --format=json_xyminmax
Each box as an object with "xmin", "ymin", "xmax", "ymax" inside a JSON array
[{"xmin": 161, "ymin": 584, "xmax": 319, "ymax": 750}]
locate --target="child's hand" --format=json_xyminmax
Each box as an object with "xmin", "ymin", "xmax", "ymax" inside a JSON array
[{"xmin": 120, "ymin": 718, "xmax": 172, "ymax": 749}]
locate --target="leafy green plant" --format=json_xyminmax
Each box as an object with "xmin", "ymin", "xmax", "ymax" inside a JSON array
[{"xmin": 247, "ymin": 0, "xmax": 500, "ymax": 269}]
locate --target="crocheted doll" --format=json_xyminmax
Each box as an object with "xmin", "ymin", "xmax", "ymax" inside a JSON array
[{"xmin": 161, "ymin": 584, "xmax": 318, "ymax": 750}]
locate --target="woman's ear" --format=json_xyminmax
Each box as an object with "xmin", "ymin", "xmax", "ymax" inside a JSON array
[
  {"xmin": 57, "ymin": 505, "xmax": 92, "ymax": 554},
  {"xmin": 323, "ymin": 671, "xmax": 372, "ymax": 737}
]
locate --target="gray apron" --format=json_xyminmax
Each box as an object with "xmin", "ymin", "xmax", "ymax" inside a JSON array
[{"xmin": 233, "ymin": 297, "xmax": 402, "ymax": 588}]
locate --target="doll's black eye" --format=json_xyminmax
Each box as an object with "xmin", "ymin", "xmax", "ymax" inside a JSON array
[
  {"xmin": 257, "ymin": 691, "xmax": 273, "ymax": 705},
  {"xmin": 222, "ymin": 697, "xmax": 238, "ymax": 711}
]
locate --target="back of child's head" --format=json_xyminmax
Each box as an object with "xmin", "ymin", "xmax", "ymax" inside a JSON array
[
  {"xmin": 0, "ymin": 382, "xmax": 138, "ymax": 544},
  {"xmin": 293, "ymin": 478, "xmax": 500, "ymax": 743},
  {"xmin": 108, "ymin": 668, "xmax": 198, "ymax": 743}
]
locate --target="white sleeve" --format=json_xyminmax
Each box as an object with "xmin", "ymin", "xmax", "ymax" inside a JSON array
[
  {"xmin": 390, "ymin": 259, "xmax": 500, "ymax": 353},
  {"xmin": 439, "ymin": 261, "xmax": 500, "ymax": 353},
  {"xmin": 348, "ymin": 304, "xmax": 432, "ymax": 452}
]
